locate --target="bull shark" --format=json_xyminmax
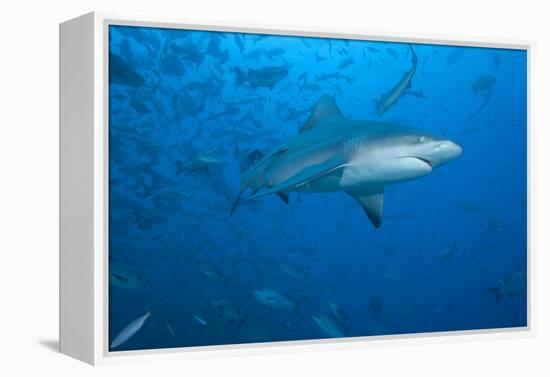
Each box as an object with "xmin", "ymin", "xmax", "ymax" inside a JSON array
[
  {"xmin": 375, "ymin": 45, "xmax": 418, "ymax": 114},
  {"xmin": 230, "ymin": 95, "xmax": 462, "ymax": 228}
]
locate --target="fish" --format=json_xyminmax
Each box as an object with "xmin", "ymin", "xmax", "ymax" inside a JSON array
[
  {"xmin": 312, "ymin": 314, "xmax": 347, "ymax": 338},
  {"xmin": 329, "ymin": 302, "xmax": 348, "ymax": 325},
  {"xmin": 489, "ymin": 271, "xmax": 527, "ymax": 304},
  {"xmin": 484, "ymin": 217, "xmax": 504, "ymax": 234},
  {"xmin": 109, "ymin": 52, "xmax": 146, "ymax": 88},
  {"xmin": 234, "ymin": 33, "xmax": 245, "ymax": 53},
  {"xmin": 160, "ymin": 52, "xmax": 186, "ymax": 77},
  {"xmin": 150, "ymin": 185, "xmax": 190, "ymax": 203},
  {"xmin": 118, "ymin": 38, "xmax": 133, "ymax": 62},
  {"xmin": 192, "ymin": 313, "xmax": 208, "ymax": 326},
  {"xmin": 368, "ymin": 295, "xmax": 382, "ymax": 319},
  {"xmin": 386, "ymin": 47, "xmax": 398, "ymax": 59},
  {"xmin": 439, "ymin": 241, "xmax": 458, "ymax": 262},
  {"xmin": 471, "ymin": 75, "xmax": 496, "ymax": 95},
  {"xmin": 230, "ymin": 95, "xmax": 462, "ymax": 229},
  {"xmin": 130, "ymin": 97, "xmax": 151, "ymax": 115},
  {"xmin": 234, "ymin": 65, "xmax": 290, "ymax": 89},
  {"xmin": 493, "ymin": 54, "xmax": 501, "ymax": 70},
  {"xmin": 468, "ymin": 74, "xmax": 496, "ymax": 118},
  {"xmin": 315, "ymin": 51, "xmax": 327, "ymax": 62},
  {"xmin": 163, "ymin": 320, "xmax": 176, "ymax": 336},
  {"xmin": 109, "ymin": 261, "xmax": 146, "ymax": 289},
  {"xmin": 316, "ymin": 72, "xmax": 354, "ymax": 84},
  {"xmin": 172, "ymin": 90, "xmax": 205, "ymax": 117},
  {"xmin": 277, "ymin": 261, "xmax": 309, "ymax": 280},
  {"xmin": 245, "ymin": 48, "xmax": 263, "ymax": 61},
  {"xmin": 297, "ymin": 72, "xmax": 308, "ymax": 83},
  {"xmin": 446, "ymin": 48, "xmax": 464, "ymax": 66},
  {"xmin": 265, "ymin": 47, "xmax": 285, "ymax": 60},
  {"xmin": 375, "ymin": 45, "xmax": 418, "ymax": 114},
  {"xmin": 110, "ymin": 311, "xmax": 152, "ymax": 349},
  {"xmin": 253, "ymin": 288, "xmax": 301, "ymax": 313},
  {"xmin": 337, "ymin": 56, "xmax": 355, "ymax": 69},
  {"xmin": 239, "ymin": 149, "xmax": 264, "ymax": 173},
  {"xmin": 197, "ymin": 261, "xmax": 229, "ymax": 283},
  {"xmin": 176, "ymin": 147, "xmax": 222, "ymax": 175},
  {"xmin": 169, "ymin": 42, "xmax": 204, "ymax": 66},
  {"xmin": 209, "ymin": 297, "xmax": 248, "ymax": 328}
]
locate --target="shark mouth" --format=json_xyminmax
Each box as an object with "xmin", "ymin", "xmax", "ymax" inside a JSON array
[{"xmin": 414, "ymin": 157, "xmax": 432, "ymax": 168}]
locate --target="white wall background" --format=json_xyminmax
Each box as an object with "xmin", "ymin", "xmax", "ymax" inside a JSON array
[{"xmin": 1, "ymin": 0, "xmax": 547, "ymax": 375}]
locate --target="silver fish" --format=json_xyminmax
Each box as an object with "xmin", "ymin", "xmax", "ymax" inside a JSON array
[{"xmin": 110, "ymin": 311, "xmax": 152, "ymax": 349}]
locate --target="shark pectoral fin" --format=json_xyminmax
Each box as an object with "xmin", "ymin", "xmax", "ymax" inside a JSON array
[
  {"xmin": 299, "ymin": 94, "xmax": 344, "ymax": 133},
  {"xmin": 349, "ymin": 188, "xmax": 384, "ymax": 228},
  {"xmin": 250, "ymin": 156, "xmax": 347, "ymax": 199},
  {"xmin": 277, "ymin": 191, "xmax": 289, "ymax": 204}
]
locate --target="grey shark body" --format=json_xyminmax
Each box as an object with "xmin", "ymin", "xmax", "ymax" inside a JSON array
[{"xmin": 231, "ymin": 95, "xmax": 462, "ymax": 228}]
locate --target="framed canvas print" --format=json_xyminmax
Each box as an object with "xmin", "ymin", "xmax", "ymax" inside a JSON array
[{"xmin": 60, "ymin": 12, "xmax": 533, "ymax": 365}]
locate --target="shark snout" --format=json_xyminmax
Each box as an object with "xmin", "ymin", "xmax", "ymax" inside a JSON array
[
  {"xmin": 440, "ymin": 140, "xmax": 462, "ymax": 158},
  {"xmin": 431, "ymin": 140, "xmax": 462, "ymax": 167}
]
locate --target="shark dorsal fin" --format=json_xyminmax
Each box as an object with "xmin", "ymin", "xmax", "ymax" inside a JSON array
[
  {"xmin": 299, "ymin": 95, "xmax": 344, "ymax": 133},
  {"xmin": 349, "ymin": 188, "xmax": 384, "ymax": 229}
]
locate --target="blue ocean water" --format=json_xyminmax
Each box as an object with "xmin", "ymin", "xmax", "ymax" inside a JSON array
[{"xmin": 107, "ymin": 25, "xmax": 527, "ymax": 351}]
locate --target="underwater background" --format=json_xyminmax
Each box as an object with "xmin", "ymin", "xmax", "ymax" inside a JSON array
[{"xmin": 107, "ymin": 24, "xmax": 527, "ymax": 351}]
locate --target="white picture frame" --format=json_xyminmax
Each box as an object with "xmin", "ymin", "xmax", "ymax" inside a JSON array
[{"xmin": 59, "ymin": 11, "xmax": 535, "ymax": 365}]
